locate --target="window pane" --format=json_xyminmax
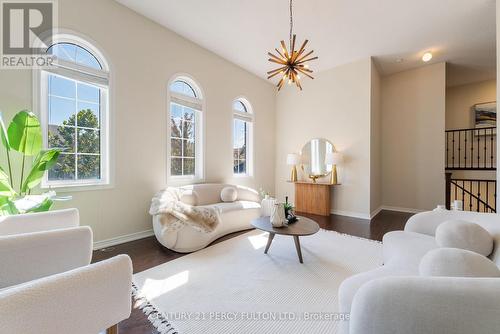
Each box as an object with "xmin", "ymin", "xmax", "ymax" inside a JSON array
[
  {"xmin": 49, "ymin": 75, "xmax": 75, "ymax": 98},
  {"xmin": 77, "ymin": 155, "xmax": 100, "ymax": 179},
  {"xmin": 77, "ymin": 82, "xmax": 99, "ymax": 103},
  {"xmin": 239, "ymin": 146, "xmax": 246, "ymax": 160},
  {"xmin": 233, "ymin": 119, "xmax": 246, "ymax": 149},
  {"xmin": 171, "ymin": 158, "xmax": 182, "ymax": 176},
  {"xmin": 233, "ymin": 119, "xmax": 248, "ymax": 174},
  {"xmin": 75, "ymin": 46, "xmax": 102, "ymax": 70},
  {"xmin": 233, "ymin": 160, "xmax": 239, "ymax": 173},
  {"xmin": 48, "ymin": 125, "xmax": 75, "ymax": 153},
  {"xmin": 77, "ymin": 103, "xmax": 100, "ymax": 128},
  {"xmin": 239, "ymin": 160, "xmax": 246, "ymax": 174},
  {"xmin": 182, "ymin": 106, "xmax": 194, "ymax": 120},
  {"xmin": 48, "ymin": 43, "xmax": 77, "ymax": 63},
  {"xmin": 183, "ymin": 139, "xmax": 195, "ymax": 157},
  {"xmin": 182, "ymin": 121, "xmax": 194, "ymax": 139},
  {"xmin": 171, "ymin": 138, "xmax": 182, "ymax": 156},
  {"xmin": 171, "ymin": 103, "xmax": 183, "ymax": 119},
  {"xmin": 49, "ymin": 96, "xmax": 75, "ymax": 126},
  {"xmin": 49, "ymin": 153, "xmax": 75, "ymax": 180},
  {"xmin": 48, "ymin": 43, "xmax": 102, "ymax": 70},
  {"xmin": 77, "ymin": 129, "xmax": 100, "ymax": 154},
  {"xmin": 170, "ymin": 80, "xmax": 196, "ymax": 98},
  {"xmin": 233, "ymin": 100, "xmax": 247, "ymax": 113},
  {"xmin": 183, "ymin": 158, "xmax": 195, "ymax": 175},
  {"xmin": 171, "ymin": 118, "xmax": 182, "ymax": 138}
]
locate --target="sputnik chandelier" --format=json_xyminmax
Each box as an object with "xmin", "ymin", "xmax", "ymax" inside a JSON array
[{"xmin": 267, "ymin": 0, "xmax": 318, "ymax": 91}]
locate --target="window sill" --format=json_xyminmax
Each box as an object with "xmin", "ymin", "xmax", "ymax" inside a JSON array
[{"xmin": 41, "ymin": 182, "xmax": 114, "ymax": 193}]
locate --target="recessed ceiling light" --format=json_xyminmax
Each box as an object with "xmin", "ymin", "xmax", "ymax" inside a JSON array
[{"xmin": 422, "ymin": 52, "xmax": 433, "ymax": 62}]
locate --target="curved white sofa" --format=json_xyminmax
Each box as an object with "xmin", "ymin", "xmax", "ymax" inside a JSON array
[
  {"xmin": 152, "ymin": 183, "xmax": 262, "ymax": 253},
  {"xmin": 339, "ymin": 209, "xmax": 500, "ymax": 334}
]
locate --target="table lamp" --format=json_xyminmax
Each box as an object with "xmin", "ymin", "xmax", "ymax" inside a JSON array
[
  {"xmin": 325, "ymin": 152, "xmax": 343, "ymax": 185},
  {"xmin": 286, "ymin": 153, "xmax": 301, "ymax": 182}
]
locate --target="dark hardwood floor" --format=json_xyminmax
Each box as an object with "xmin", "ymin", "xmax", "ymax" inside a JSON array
[{"xmin": 92, "ymin": 210, "xmax": 412, "ymax": 334}]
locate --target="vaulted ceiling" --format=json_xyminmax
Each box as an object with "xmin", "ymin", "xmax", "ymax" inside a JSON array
[{"xmin": 115, "ymin": 0, "xmax": 496, "ymax": 86}]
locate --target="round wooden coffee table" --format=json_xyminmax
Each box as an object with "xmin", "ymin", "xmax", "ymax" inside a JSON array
[{"xmin": 251, "ymin": 216, "xmax": 320, "ymax": 263}]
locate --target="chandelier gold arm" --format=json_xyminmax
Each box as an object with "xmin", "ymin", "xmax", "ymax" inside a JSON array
[{"xmin": 266, "ymin": 0, "xmax": 318, "ymax": 91}]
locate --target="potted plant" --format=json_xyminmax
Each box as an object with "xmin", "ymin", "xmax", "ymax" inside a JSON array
[
  {"xmin": 284, "ymin": 196, "xmax": 297, "ymax": 223},
  {"xmin": 0, "ymin": 110, "xmax": 62, "ymax": 215}
]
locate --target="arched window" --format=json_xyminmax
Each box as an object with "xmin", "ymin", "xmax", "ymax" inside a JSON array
[
  {"xmin": 168, "ymin": 76, "xmax": 204, "ymax": 180},
  {"xmin": 233, "ymin": 98, "xmax": 253, "ymax": 175},
  {"xmin": 39, "ymin": 35, "xmax": 110, "ymax": 188}
]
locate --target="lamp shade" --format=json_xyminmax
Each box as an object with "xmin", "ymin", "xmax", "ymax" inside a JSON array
[
  {"xmin": 286, "ymin": 153, "xmax": 301, "ymax": 165},
  {"xmin": 325, "ymin": 152, "xmax": 343, "ymax": 165}
]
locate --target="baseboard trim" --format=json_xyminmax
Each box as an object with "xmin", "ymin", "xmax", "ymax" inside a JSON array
[
  {"xmin": 380, "ymin": 206, "xmax": 424, "ymax": 214},
  {"xmin": 330, "ymin": 210, "xmax": 371, "ymax": 220},
  {"xmin": 370, "ymin": 206, "xmax": 383, "ymax": 219},
  {"xmin": 93, "ymin": 229, "xmax": 154, "ymax": 250}
]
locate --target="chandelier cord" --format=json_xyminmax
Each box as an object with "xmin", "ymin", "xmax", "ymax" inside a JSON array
[{"xmin": 289, "ymin": 0, "xmax": 293, "ymax": 49}]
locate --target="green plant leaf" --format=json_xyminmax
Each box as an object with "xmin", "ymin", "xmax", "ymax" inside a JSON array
[
  {"xmin": 0, "ymin": 167, "xmax": 16, "ymax": 197},
  {"xmin": 25, "ymin": 197, "xmax": 53, "ymax": 213},
  {"xmin": 0, "ymin": 112, "xmax": 10, "ymax": 149},
  {"xmin": 21, "ymin": 149, "xmax": 60, "ymax": 193},
  {"xmin": 0, "ymin": 196, "xmax": 19, "ymax": 215},
  {"xmin": 7, "ymin": 110, "xmax": 42, "ymax": 156}
]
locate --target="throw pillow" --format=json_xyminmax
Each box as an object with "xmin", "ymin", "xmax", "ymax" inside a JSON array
[
  {"xmin": 220, "ymin": 187, "xmax": 237, "ymax": 202},
  {"xmin": 435, "ymin": 220, "xmax": 494, "ymax": 256},
  {"xmin": 420, "ymin": 247, "xmax": 500, "ymax": 278}
]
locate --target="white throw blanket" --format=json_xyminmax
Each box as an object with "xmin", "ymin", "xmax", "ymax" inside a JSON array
[{"xmin": 149, "ymin": 188, "xmax": 220, "ymax": 233}]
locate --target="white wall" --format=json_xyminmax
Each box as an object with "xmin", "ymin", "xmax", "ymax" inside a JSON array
[
  {"xmin": 275, "ymin": 59, "xmax": 448, "ymax": 217},
  {"xmin": 446, "ymin": 79, "xmax": 496, "ymax": 130},
  {"xmin": 381, "ymin": 63, "xmax": 447, "ymax": 211},
  {"xmin": 370, "ymin": 60, "xmax": 382, "ymax": 215},
  {"xmin": 275, "ymin": 58, "xmax": 373, "ymax": 218},
  {"xmin": 0, "ymin": 0, "xmax": 276, "ymax": 243}
]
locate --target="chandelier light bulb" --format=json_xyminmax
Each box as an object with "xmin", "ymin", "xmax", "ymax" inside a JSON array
[{"xmin": 422, "ymin": 52, "xmax": 433, "ymax": 62}]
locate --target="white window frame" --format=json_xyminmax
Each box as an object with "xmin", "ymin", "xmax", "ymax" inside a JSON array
[
  {"xmin": 166, "ymin": 75, "xmax": 204, "ymax": 184},
  {"xmin": 36, "ymin": 34, "xmax": 111, "ymax": 190},
  {"xmin": 232, "ymin": 98, "xmax": 254, "ymax": 177}
]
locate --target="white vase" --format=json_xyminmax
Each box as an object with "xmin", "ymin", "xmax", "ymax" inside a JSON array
[
  {"xmin": 261, "ymin": 197, "xmax": 276, "ymax": 217},
  {"xmin": 270, "ymin": 202, "xmax": 287, "ymax": 227}
]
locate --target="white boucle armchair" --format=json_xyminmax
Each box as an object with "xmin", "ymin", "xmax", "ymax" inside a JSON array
[
  {"xmin": 341, "ymin": 210, "xmax": 500, "ymax": 334},
  {"xmin": 0, "ymin": 209, "xmax": 133, "ymax": 334}
]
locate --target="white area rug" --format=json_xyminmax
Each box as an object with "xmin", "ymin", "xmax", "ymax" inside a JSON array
[{"xmin": 133, "ymin": 229, "xmax": 382, "ymax": 334}]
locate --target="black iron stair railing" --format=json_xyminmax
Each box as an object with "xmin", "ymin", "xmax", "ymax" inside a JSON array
[
  {"xmin": 445, "ymin": 127, "xmax": 496, "ymax": 170},
  {"xmin": 445, "ymin": 172, "xmax": 496, "ymax": 213}
]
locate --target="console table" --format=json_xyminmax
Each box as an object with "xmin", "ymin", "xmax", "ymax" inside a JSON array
[{"xmin": 293, "ymin": 181, "xmax": 335, "ymax": 216}]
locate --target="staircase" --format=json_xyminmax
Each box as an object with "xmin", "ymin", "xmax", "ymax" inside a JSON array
[{"xmin": 445, "ymin": 127, "xmax": 496, "ymax": 213}]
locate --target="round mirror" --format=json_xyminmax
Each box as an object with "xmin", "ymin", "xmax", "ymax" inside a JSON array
[{"xmin": 301, "ymin": 138, "xmax": 334, "ymax": 177}]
